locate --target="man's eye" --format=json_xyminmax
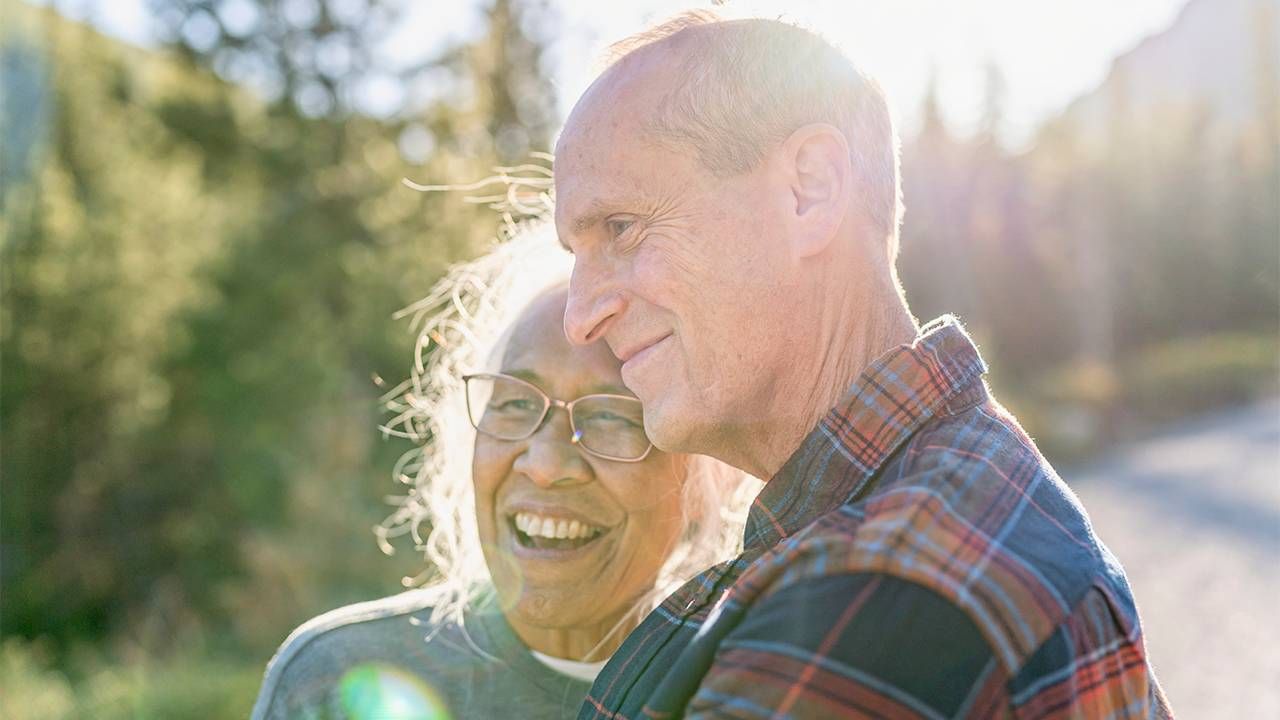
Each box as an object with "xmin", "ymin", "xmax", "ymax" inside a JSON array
[{"xmin": 606, "ymin": 218, "xmax": 634, "ymax": 238}]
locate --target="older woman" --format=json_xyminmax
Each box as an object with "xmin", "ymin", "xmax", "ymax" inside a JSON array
[{"xmin": 251, "ymin": 225, "xmax": 754, "ymax": 720}]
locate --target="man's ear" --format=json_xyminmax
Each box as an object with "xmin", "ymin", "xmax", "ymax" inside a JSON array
[{"xmin": 782, "ymin": 123, "xmax": 851, "ymax": 259}]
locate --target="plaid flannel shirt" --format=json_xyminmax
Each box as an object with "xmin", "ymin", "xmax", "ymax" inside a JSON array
[{"xmin": 580, "ymin": 316, "xmax": 1170, "ymax": 719}]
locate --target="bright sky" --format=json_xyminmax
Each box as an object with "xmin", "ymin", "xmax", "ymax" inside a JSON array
[{"xmin": 36, "ymin": 0, "xmax": 1189, "ymax": 148}]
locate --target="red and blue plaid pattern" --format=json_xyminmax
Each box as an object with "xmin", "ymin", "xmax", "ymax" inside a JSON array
[{"xmin": 580, "ymin": 316, "xmax": 1170, "ymax": 719}]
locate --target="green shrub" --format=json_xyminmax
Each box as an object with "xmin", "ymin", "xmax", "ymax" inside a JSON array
[
  {"xmin": 1122, "ymin": 332, "xmax": 1280, "ymax": 425},
  {"xmin": 1003, "ymin": 332, "xmax": 1279, "ymax": 462},
  {"xmin": 0, "ymin": 640, "xmax": 76, "ymax": 720},
  {"xmin": 0, "ymin": 639, "xmax": 262, "ymax": 720}
]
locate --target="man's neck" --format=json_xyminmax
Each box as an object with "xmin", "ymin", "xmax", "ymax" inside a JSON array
[{"xmin": 730, "ymin": 293, "xmax": 918, "ymax": 479}]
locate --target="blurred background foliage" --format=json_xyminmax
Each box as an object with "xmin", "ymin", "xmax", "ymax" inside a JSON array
[
  {"xmin": 2, "ymin": 0, "xmax": 559, "ymax": 715},
  {"xmin": 1, "ymin": 0, "xmax": 1276, "ymax": 717}
]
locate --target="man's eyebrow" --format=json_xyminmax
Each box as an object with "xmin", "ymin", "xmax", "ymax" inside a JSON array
[
  {"xmin": 556, "ymin": 207, "xmax": 606, "ymax": 253},
  {"xmin": 571, "ymin": 207, "xmax": 610, "ymax": 236}
]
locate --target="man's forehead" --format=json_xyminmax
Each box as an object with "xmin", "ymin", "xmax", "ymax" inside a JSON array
[
  {"xmin": 557, "ymin": 107, "xmax": 638, "ymax": 168},
  {"xmin": 555, "ymin": 144, "xmax": 649, "ymax": 230},
  {"xmin": 557, "ymin": 45, "xmax": 679, "ymax": 162},
  {"xmin": 555, "ymin": 50, "xmax": 688, "ymax": 233}
]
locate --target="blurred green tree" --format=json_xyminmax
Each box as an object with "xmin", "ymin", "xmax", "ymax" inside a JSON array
[
  {"xmin": 899, "ymin": 33, "xmax": 1278, "ymax": 456},
  {"xmin": 1, "ymin": 0, "xmax": 558, "ymax": 670}
]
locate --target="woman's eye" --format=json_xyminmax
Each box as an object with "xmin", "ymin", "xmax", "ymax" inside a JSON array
[
  {"xmin": 583, "ymin": 410, "xmax": 642, "ymax": 429},
  {"xmin": 492, "ymin": 398, "xmax": 537, "ymax": 413}
]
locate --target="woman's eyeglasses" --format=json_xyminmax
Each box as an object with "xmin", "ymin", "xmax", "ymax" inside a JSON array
[{"xmin": 462, "ymin": 373, "xmax": 654, "ymax": 462}]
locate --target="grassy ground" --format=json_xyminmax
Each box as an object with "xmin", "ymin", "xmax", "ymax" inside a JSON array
[
  {"xmin": 1, "ymin": 639, "xmax": 262, "ymax": 720},
  {"xmin": 1002, "ymin": 332, "xmax": 1279, "ymax": 463}
]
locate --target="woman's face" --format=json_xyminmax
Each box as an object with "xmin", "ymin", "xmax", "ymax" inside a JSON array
[{"xmin": 473, "ymin": 289, "xmax": 687, "ymax": 643}]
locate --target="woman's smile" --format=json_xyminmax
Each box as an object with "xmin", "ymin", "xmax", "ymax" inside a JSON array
[{"xmin": 504, "ymin": 506, "xmax": 612, "ymax": 557}]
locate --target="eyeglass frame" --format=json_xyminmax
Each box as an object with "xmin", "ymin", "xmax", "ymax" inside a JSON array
[{"xmin": 461, "ymin": 372, "xmax": 655, "ymax": 463}]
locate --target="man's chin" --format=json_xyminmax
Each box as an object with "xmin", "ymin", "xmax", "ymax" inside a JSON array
[{"xmin": 643, "ymin": 402, "xmax": 697, "ymax": 455}]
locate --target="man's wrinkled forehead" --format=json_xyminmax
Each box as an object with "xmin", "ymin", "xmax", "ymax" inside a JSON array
[
  {"xmin": 561, "ymin": 43, "xmax": 677, "ymax": 147},
  {"xmin": 555, "ymin": 44, "xmax": 693, "ymax": 252},
  {"xmin": 556, "ymin": 45, "xmax": 683, "ymax": 174},
  {"xmin": 554, "ymin": 142, "xmax": 649, "ymax": 248}
]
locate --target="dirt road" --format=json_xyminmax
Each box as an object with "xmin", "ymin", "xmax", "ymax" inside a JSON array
[{"xmin": 1071, "ymin": 399, "xmax": 1280, "ymax": 719}]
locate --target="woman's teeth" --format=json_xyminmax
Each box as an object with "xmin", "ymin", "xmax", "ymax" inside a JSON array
[{"xmin": 513, "ymin": 512, "xmax": 603, "ymax": 541}]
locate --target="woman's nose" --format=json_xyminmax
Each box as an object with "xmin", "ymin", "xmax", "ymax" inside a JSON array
[{"xmin": 511, "ymin": 409, "xmax": 591, "ymax": 488}]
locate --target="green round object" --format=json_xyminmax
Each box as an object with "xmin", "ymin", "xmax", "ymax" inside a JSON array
[{"xmin": 337, "ymin": 662, "xmax": 451, "ymax": 720}]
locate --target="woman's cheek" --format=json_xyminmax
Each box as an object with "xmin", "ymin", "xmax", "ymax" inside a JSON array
[
  {"xmin": 471, "ymin": 438, "xmax": 513, "ymax": 495},
  {"xmin": 633, "ymin": 468, "xmax": 688, "ymax": 553},
  {"xmin": 615, "ymin": 456, "xmax": 682, "ymax": 512}
]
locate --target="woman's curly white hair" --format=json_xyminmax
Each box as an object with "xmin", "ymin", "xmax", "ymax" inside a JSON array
[{"xmin": 377, "ymin": 162, "xmax": 759, "ymax": 635}]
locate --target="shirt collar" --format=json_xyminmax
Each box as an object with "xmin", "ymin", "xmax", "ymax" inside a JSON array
[{"xmin": 742, "ymin": 315, "xmax": 989, "ymax": 551}]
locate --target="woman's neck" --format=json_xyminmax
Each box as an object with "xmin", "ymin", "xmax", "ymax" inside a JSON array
[{"xmin": 506, "ymin": 602, "xmax": 646, "ymax": 662}]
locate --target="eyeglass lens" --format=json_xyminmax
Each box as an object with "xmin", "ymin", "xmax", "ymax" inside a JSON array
[{"xmin": 465, "ymin": 375, "xmax": 650, "ymax": 460}]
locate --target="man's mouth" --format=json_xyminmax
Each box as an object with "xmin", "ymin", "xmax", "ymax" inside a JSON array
[
  {"xmin": 509, "ymin": 511, "xmax": 606, "ymax": 551},
  {"xmin": 620, "ymin": 333, "xmax": 672, "ymax": 377}
]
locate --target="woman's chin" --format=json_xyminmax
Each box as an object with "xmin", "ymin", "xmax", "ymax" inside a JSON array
[{"xmin": 503, "ymin": 586, "xmax": 601, "ymax": 631}]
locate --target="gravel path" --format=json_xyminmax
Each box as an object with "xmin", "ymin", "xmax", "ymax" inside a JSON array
[{"xmin": 1070, "ymin": 399, "xmax": 1280, "ymax": 719}]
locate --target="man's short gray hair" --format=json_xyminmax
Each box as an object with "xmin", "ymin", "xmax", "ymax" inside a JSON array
[{"xmin": 606, "ymin": 11, "xmax": 903, "ymax": 259}]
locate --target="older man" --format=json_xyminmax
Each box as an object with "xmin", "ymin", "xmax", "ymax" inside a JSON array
[{"xmin": 555, "ymin": 12, "xmax": 1169, "ymax": 720}]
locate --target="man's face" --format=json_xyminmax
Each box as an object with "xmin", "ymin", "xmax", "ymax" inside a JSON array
[{"xmin": 556, "ymin": 79, "xmax": 797, "ymax": 455}]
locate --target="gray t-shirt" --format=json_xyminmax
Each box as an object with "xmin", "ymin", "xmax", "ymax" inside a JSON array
[{"xmin": 251, "ymin": 588, "xmax": 592, "ymax": 719}]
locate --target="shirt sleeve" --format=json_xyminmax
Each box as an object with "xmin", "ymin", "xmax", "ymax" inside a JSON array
[
  {"xmin": 684, "ymin": 572, "xmax": 1011, "ymax": 719},
  {"xmin": 251, "ymin": 634, "xmax": 335, "ymax": 720}
]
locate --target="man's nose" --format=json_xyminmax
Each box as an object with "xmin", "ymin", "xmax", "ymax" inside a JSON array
[
  {"xmin": 511, "ymin": 410, "xmax": 592, "ymax": 489},
  {"xmin": 564, "ymin": 260, "xmax": 623, "ymax": 347}
]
